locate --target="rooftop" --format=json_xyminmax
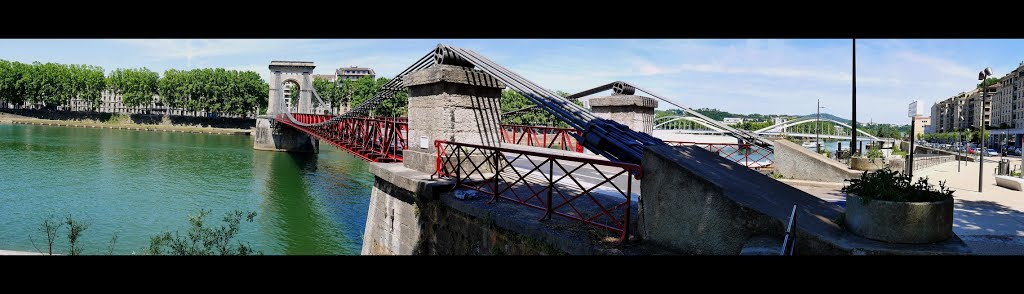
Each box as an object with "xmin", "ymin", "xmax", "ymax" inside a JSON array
[
  {"xmin": 270, "ymin": 61, "xmax": 315, "ymax": 67},
  {"xmin": 336, "ymin": 66, "xmax": 376, "ymax": 75}
]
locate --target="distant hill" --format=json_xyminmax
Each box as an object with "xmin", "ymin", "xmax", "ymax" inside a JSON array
[{"xmin": 796, "ymin": 113, "xmax": 850, "ymax": 124}]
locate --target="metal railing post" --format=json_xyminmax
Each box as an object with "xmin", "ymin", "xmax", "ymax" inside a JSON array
[
  {"xmin": 623, "ymin": 172, "xmax": 633, "ymax": 244},
  {"xmin": 493, "ymin": 149, "xmax": 501, "ymax": 200},
  {"xmin": 546, "ymin": 159, "xmax": 554, "ymax": 220}
]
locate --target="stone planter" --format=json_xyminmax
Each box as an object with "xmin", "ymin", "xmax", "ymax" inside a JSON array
[
  {"xmin": 850, "ymin": 157, "xmax": 886, "ymax": 171},
  {"xmin": 845, "ymin": 193, "xmax": 953, "ymax": 244}
]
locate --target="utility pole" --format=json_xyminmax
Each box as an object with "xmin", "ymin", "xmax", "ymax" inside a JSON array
[{"xmin": 852, "ymin": 39, "xmax": 858, "ymax": 156}]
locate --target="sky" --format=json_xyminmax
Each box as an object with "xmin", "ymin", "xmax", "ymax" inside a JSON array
[{"xmin": 1, "ymin": 39, "xmax": 1021, "ymax": 124}]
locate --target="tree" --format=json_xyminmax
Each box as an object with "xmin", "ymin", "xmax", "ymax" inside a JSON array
[
  {"xmin": 64, "ymin": 215, "xmax": 88, "ymax": 256},
  {"xmin": 499, "ymin": 90, "xmax": 581, "ymax": 128},
  {"xmin": 146, "ymin": 209, "xmax": 261, "ymax": 255},
  {"xmin": 107, "ymin": 68, "xmax": 159, "ymax": 108},
  {"xmin": 0, "ymin": 60, "xmax": 28, "ymax": 107},
  {"xmin": 313, "ymin": 77, "xmax": 342, "ymax": 112},
  {"xmin": 372, "ymin": 77, "xmax": 407, "ymax": 117},
  {"xmin": 156, "ymin": 68, "xmax": 267, "ymax": 117},
  {"xmin": 343, "ymin": 76, "xmax": 378, "ymax": 111},
  {"xmin": 158, "ymin": 69, "xmax": 189, "ymax": 110},
  {"xmin": 34, "ymin": 215, "xmax": 64, "ymax": 255},
  {"xmin": 71, "ymin": 64, "xmax": 106, "ymax": 108},
  {"xmin": 977, "ymin": 77, "xmax": 1000, "ymax": 89}
]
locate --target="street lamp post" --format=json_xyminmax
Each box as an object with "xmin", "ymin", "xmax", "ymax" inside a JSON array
[
  {"xmin": 817, "ymin": 99, "xmax": 825, "ymax": 153},
  {"xmin": 978, "ymin": 67, "xmax": 992, "ymax": 192},
  {"xmin": 852, "ymin": 39, "xmax": 858, "ymax": 156}
]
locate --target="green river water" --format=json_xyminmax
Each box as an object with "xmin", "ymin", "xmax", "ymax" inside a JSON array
[{"xmin": 0, "ymin": 124, "xmax": 373, "ymax": 255}]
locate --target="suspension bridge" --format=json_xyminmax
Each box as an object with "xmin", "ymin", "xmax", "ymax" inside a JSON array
[
  {"xmin": 248, "ymin": 44, "xmax": 968, "ymax": 256},
  {"xmin": 262, "ymin": 44, "xmax": 782, "ymax": 166}
]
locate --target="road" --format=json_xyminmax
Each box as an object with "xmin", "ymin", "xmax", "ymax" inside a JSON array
[{"xmin": 504, "ymin": 153, "xmax": 641, "ymax": 202}]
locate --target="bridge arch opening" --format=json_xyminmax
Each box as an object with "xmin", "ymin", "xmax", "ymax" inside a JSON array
[{"xmin": 283, "ymin": 79, "xmax": 301, "ymax": 112}]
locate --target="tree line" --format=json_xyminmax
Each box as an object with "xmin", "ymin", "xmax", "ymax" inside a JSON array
[
  {"xmin": 919, "ymin": 130, "xmax": 991, "ymax": 144},
  {"xmin": 312, "ymin": 76, "xmax": 408, "ymax": 117},
  {"xmin": 498, "ymin": 90, "xmax": 578, "ymax": 128},
  {"xmin": 0, "ymin": 59, "xmax": 269, "ymax": 117}
]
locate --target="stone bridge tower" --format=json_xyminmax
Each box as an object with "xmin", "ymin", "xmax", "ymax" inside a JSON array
[{"xmin": 253, "ymin": 61, "xmax": 319, "ymax": 153}]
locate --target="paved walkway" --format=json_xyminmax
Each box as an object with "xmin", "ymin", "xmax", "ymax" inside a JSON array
[{"xmin": 787, "ymin": 160, "xmax": 1024, "ymax": 255}]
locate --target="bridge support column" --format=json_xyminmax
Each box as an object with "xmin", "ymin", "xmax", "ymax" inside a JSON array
[
  {"xmin": 589, "ymin": 95, "xmax": 657, "ymax": 135},
  {"xmin": 253, "ymin": 118, "xmax": 319, "ymax": 153},
  {"xmin": 253, "ymin": 61, "xmax": 319, "ymax": 153},
  {"xmin": 400, "ymin": 64, "xmax": 506, "ymax": 174}
]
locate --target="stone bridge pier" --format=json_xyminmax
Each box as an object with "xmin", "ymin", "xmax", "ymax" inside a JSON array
[
  {"xmin": 589, "ymin": 94, "xmax": 657, "ymax": 135},
  {"xmin": 361, "ymin": 63, "xmax": 526, "ymax": 255},
  {"xmin": 361, "ymin": 64, "xmax": 633, "ymax": 255},
  {"xmin": 253, "ymin": 61, "xmax": 319, "ymax": 153}
]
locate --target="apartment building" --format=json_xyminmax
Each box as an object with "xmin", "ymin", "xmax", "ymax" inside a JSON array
[
  {"xmin": 993, "ymin": 63, "xmax": 1024, "ymax": 129},
  {"xmin": 335, "ymin": 66, "xmax": 376, "ymax": 84},
  {"xmin": 929, "ymin": 84, "xmax": 994, "ymax": 133}
]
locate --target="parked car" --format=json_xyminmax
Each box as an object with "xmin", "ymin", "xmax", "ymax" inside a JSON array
[
  {"xmin": 986, "ymin": 149, "xmax": 1000, "ymax": 156},
  {"xmin": 1015, "ymin": 148, "xmax": 1023, "ymax": 156}
]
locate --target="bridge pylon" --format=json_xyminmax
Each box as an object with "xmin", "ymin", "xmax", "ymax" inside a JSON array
[
  {"xmin": 401, "ymin": 64, "xmax": 506, "ymax": 173},
  {"xmin": 254, "ymin": 61, "xmax": 320, "ymax": 153}
]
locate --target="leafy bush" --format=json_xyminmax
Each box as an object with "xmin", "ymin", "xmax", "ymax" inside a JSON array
[
  {"xmin": 146, "ymin": 209, "xmax": 261, "ymax": 255},
  {"xmin": 892, "ymin": 144, "xmax": 907, "ymax": 156},
  {"xmin": 841, "ymin": 168, "xmax": 953, "ymax": 202},
  {"xmin": 866, "ymin": 146, "xmax": 883, "ymax": 159}
]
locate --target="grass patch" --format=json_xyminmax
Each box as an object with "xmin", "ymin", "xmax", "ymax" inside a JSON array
[{"xmin": 104, "ymin": 114, "xmax": 132, "ymax": 125}]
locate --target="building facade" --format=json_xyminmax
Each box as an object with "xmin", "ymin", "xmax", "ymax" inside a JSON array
[
  {"xmin": 912, "ymin": 115, "xmax": 930, "ymax": 138},
  {"xmin": 335, "ymin": 66, "xmax": 376, "ymax": 84},
  {"xmin": 930, "ymin": 85, "xmax": 994, "ymax": 133},
  {"xmin": 723, "ymin": 117, "xmax": 743, "ymax": 125},
  {"xmin": 57, "ymin": 90, "xmax": 252, "ymax": 117},
  {"xmin": 993, "ymin": 63, "xmax": 1024, "ymax": 129}
]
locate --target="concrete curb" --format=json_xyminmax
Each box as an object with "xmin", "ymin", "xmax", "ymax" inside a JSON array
[{"xmin": 779, "ymin": 178, "xmax": 847, "ymax": 188}]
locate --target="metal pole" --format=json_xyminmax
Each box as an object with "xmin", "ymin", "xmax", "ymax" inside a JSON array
[
  {"xmin": 852, "ymin": 39, "xmax": 858, "ymax": 156},
  {"xmin": 980, "ymin": 90, "xmax": 985, "ymax": 192},
  {"xmin": 817, "ymin": 99, "xmax": 821, "ymax": 153},
  {"xmin": 958, "ymin": 132, "xmax": 962, "ymax": 172},
  {"xmin": 909, "ymin": 118, "xmax": 916, "ymax": 179}
]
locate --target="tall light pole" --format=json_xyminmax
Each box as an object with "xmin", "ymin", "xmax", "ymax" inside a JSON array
[
  {"xmin": 978, "ymin": 67, "xmax": 992, "ymax": 192},
  {"xmin": 852, "ymin": 39, "xmax": 858, "ymax": 156},
  {"xmin": 817, "ymin": 99, "xmax": 825, "ymax": 153}
]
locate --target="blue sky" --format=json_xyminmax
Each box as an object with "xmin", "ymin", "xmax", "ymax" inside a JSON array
[{"xmin": 2, "ymin": 39, "xmax": 1021, "ymax": 124}]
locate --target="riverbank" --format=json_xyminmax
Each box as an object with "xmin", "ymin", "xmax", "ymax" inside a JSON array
[
  {"xmin": 0, "ymin": 112, "xmax": 251, "ymax": 136},
  {"xmin": 0, "ymin": 249, "xmax": 49, "ymax": 255}
]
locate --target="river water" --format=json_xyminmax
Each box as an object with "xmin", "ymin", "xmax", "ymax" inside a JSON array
[{"xmin": 0, "ymin": 124, "xmax": 372, "ymax": 255}]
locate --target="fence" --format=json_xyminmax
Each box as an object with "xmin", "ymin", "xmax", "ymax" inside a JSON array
[
  {"xmin": 277, "ymin": 113, "xmax": 408, "ymax": 162},
  {"xmin": 909, "ymin": 155, "xmax": 956, "ymax": 171},
  {"xmin": 663, "ymin": 141, "xmax": 774, "ymax": 170},
  {"xmin": 499, "ymin": 124, "xmax": 584, "ymax": 153},
  {"xmin": 433, "ymin": 140, "xmax": 641, "ymax": 242}
]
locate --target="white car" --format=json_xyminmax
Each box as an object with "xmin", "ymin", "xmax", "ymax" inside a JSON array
[{"xmin": 986, "ymin": 149, "xmax": 1000, "ymax": 156}]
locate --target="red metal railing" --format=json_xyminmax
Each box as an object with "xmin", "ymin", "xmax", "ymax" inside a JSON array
[
  {"xmin": 664, "ymin": 141, "xmax": 774, "ymax": 169},
  {"xmin": 433, "ymin": 140, "xmax": 641, "ymax": 243},
  {"xmin": 276, "ymin": 113, "xmax": 408, "ymax": 162},
  {"xmin": 500, "ymin": 124, "xmax": 584, "ymax": 153}
]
